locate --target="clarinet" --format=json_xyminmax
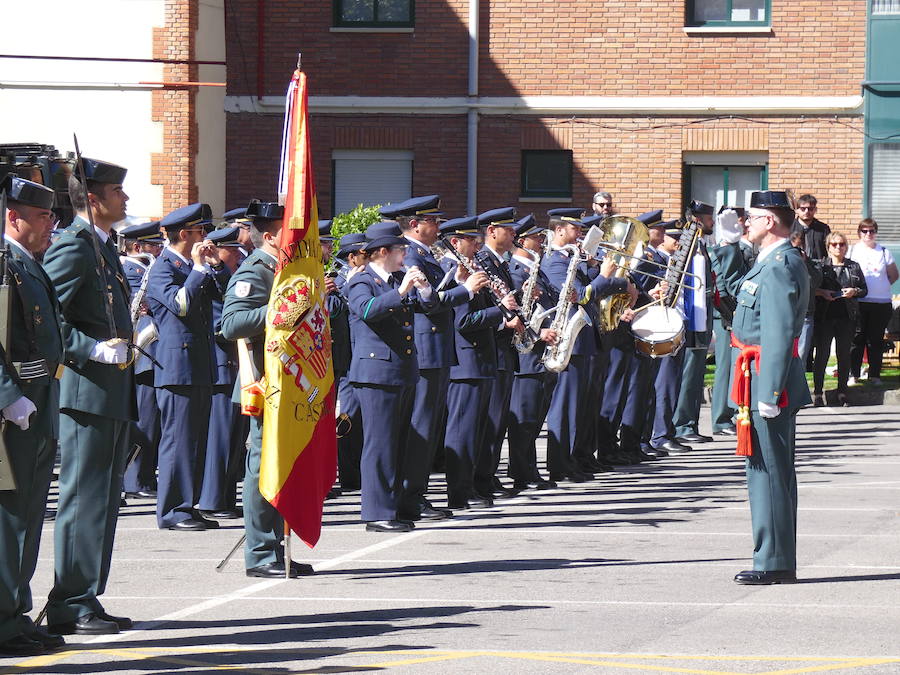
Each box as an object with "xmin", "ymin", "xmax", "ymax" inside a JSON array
[{"xmin": 473, "ymin": 248, "xmax": 540, "ymax": 346}]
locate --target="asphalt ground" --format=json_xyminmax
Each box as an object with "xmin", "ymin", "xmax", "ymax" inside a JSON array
[{"xmin": 5, "ymin": 401, "xmax": 900, "ymax": 674}]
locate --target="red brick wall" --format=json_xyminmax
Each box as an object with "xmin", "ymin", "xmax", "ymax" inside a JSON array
[{"xmin": 152, "ymin": 0, "xmax": 199, "ymax": 215}]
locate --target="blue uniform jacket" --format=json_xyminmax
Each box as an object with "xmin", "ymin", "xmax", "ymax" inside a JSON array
[
  {"xmin": 449, "ymin": 286, "xmax": 503, "ymax": 381},
  {"xmin": 508, "ymin": 254, "xmax": 555, "ymax": 375},
  {"xmin": 475, "ymin": 247, "xmax": 519, "ymax": 372},
  {"xmin": 541, "ymin": 248, "xmax": 627, "ymax": 356},
  {"xmin": 327, "ymin": 288, "xmax": 351, "ymax": 378},
  {"xmin": 403, "ymin": 239, "xmax": 470, "ymax": 370},
  {"xmin": 346, "ymin": 264, "xmax": 438, "ymax": 387},
  {"xmin": 145, "ymin": 247, "xmax": 230, "ymax": 387}
]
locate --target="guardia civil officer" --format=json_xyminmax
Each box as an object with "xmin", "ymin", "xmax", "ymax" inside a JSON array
[
  {"xmin": 473, "ymin": 207, "xmax": 523, "ymax": 498},
  {"xmin": 346, "ymin": 222, "xmax": 437, "ymax": 532},
  {"xmin": 43, "ymin": 158, "xmax": 135, "ymax": 635},
  {"xmin": 672, "ymin": 200, "xmax": 716, "ymax": 445},
  {"xmin": 393, "ymin": 196, "xmax": 485, "ymax": 521},
  {"xmin": 0, "ymin": 176, "xmax": 65, "ymax": 655},
  {"xmin": 440, "ymin": 217, "xmax": 506, "ymax": 509},
  {"xmin": 507, "ymin": 214, "xmax": 558, "ymax": 489},
  {"xmin": 333, "ymin": 233, "xmax": 366, "ymax": 491},
  {"xmin": 732, "ymin": 190, "xmax": 811, "ymax": 585},
  {"xmin": 147, "ymin": 203, "xmax": 230, "ymax": 531},
  {"xmin": 220, "ymin": 201, "xmax": 312, "ymax": 577},
  {"xmin": 118, "ymin": 220, "xmax": 164, "ymax": 499},
  {"xmin": 197, "ymin": 226, "xmax": 246, "ymax": 519}
]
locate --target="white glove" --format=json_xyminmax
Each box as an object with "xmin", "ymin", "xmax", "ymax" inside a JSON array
[
  {"xmin": 2, "ymin": 396, "xmax": 37, "ymax": 431},
  {"xmin": 90, "ymin": 339, "xmax": 129, "ymax": 364},
  {"xmin": 758, "ymin": 401, "xmax": 781, "ymax": 419},
  {"xmin": 715, "ymin": 209, "xmax": 742, "ymax": 245}
]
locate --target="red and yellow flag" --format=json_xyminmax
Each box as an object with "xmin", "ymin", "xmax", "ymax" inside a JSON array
[{"xmin": 260, "ymin": 68, "xmax": 337, "ymax": 547}]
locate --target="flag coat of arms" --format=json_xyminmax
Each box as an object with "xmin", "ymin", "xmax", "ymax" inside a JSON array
[{"xmin": 259, "ymin": 68, "xmax": 337, "ymax": 547}]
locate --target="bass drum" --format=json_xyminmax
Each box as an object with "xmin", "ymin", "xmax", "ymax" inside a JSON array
[{"xmin": 631, "ymin": 305, "xmax": 685, "ymax": 358}]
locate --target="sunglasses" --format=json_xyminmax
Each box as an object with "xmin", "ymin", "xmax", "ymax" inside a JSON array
[
  {"xmin": 829, "ymin": 242, "xmax": 847, "ymax": 247},
  {"xmin": 859, "ymin": 228, "xmax": 877, "ymax": 234},
  {"xmin": 594, "ymin": 202, "xmax": 613, "ymax": 207}
]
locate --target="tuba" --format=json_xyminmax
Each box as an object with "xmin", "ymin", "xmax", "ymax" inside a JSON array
[{"xmin": 596, "ymin": 216, "xmax": 648, "ymax": 332}]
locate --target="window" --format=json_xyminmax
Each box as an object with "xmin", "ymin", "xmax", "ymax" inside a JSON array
[
  {"xmin": 333, "ymin": 0, "xmax": 413, "ymax": 27},
  {"xmin": 332, "ymin": 150, "xmax": 413, "ymax": 216},
  {"xmin": 687, "ymin": 0, "xmax": 769, "ymax": 26},
  {"xmin": 683, "ymin": 152, "xmax": 768, "ymax": 212},
  {"xmin": 520, "ymin": 150, "xmax": 573, "ymax": 199},
  {"xmin": 873, "ymin": 0, "xmax": 900, "ymax": 15},
  {"xmin": 868, "ymin": 143, "xmax": 900, "ymax": 242}
]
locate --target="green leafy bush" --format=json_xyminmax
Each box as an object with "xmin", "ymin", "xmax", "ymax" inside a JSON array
[{"xmin": 330, "ymin": 204, "xmax": 383, "ymax": 241}]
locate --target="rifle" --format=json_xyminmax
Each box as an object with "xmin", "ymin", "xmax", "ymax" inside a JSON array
[{"xmin": 0, "ymin": 187, "xmax": 19, "ymax": 490}]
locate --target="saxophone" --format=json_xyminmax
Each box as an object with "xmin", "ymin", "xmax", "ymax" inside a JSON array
[
  {"xmin": 540, "ymin": 245, "xmax": 591, "ymax": 373},
  {"xmin": 514, "ymin": 231, "xmax": 551, "ymax": 354},
  {"xmin": 128, "ymin": 254, "xmax": 159, "ymax": 350}
]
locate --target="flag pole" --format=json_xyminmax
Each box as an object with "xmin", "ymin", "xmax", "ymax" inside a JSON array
[{"xmin": 284, "ymin": 519, "xmax": 292, "ymax": 579}]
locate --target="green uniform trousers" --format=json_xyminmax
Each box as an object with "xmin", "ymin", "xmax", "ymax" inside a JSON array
[
  {"xmin": 244, "ymin": 417, "xmax": 282, "ymax": 570},
  {"xmin": 710, "ymin": 318, "xmax": 737, "ymax": 432},
  {"xmin": 0, "ymin": 383, "xmax": 56, "ymax": 641},
  {"xmin": 747, "ymin": 409, "xmax": 798, "ymax": 571},
  {"xmin": 673, "ymin": 336, "xmax": 707, "ymax": 438},
  {"xmin": 47, "ymin": 411, "xmax": 130, "ymax": 623}
]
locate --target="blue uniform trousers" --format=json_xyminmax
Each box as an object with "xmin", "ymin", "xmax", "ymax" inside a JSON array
[
  {"xmin": 0, "ymin": 385, "xmax": 56, "ymax": 641},
  {"xmin": 47, "ymin": 412, "xmax": 129, "ymax": 623},
  {"xmin": 547, "ymin": 354, "xmax": 589, "ymax": 477},
  {"xmin": 507, "ymin": 372, "xmax": 555, "ymax": 482},
  {"xmin": 710, "ymin": 318, "xmax": 737, "ymax": 432},
  {"xmin": 620, "ymin": 351, "xmax": 654, "ymax": 450},
  {"xmin": 597, "ymin": 344, "xmax": 632, "ymax": 457},
  {"xmin": 198, "ymin": 385, "xmax": 242, "ymax": 511},
  {"xmin": 445, "ymin": 379, "xmax": 492, "ymax": 505},
  {"xmin": 155, "ymin": 385, "xmax": 211, "ymax": 528},
  {"xmin": 355, "ymin": 383, "xmax": 414, "ymax": 522},
  {"xmin": 673, "ymin": 337, "xmax": 707, "ymax": 437},
  {"xmin": 123, "ymin": 375, "xmax": 160, "ymax": 493},
  {"xmin": 575, "ymin": 352, "xmax": 605, "ymax": 464},
  {"xmin": 400, "ymin": 367, "xmax": 450, "ymax": 514},
  {"xmin": 651, "ymin": 348, "xmax": 685, "ymax": 446},
  {"xmin": 243, "ymin": 416, "xmax": 283, "ymax": 570},
  {"xmin": 747, "ymin": 410, "xmax": 798, "ymax": 571},
  {"xmin": 336, "ymin": 375, "xmax": 362, "ymax": 490},
  {"xmin": 475, "ymin": 368, "xmax": 513, "ymax": 496}
]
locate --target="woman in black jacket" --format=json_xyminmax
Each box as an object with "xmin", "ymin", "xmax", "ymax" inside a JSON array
[{"xmin": 812, "ymin": 232, "xmax": 868, "ymax": 406}]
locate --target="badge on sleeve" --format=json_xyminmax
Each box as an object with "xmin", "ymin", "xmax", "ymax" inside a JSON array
[{"xmin": 235, "ymin": 281, "xmax": 251, "ymax": 298}]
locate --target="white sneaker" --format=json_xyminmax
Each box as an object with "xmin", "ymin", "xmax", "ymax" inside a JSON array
[{"xmin": 847, "ymin": 376, "xmax": 858, "ymax": 386}]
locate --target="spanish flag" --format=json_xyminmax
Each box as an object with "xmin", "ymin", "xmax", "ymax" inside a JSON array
[{"xmin": 260, "ymin": 68, "xmax": 337, "ymax": 547}]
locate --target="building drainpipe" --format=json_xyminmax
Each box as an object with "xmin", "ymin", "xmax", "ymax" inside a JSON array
[{"xmin": 466, "ymin": 0, "xmax": 479, "ymax": 215}]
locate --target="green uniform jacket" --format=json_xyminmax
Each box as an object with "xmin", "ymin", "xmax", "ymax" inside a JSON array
[
  {"xmin": 0, "ymin": 244, "xmax": 65, "ymax": 437},
  {"xmin": 42, "ymin": 217, "xmax": 136, "ymax": 421},
  {"xmin": 220, "ymin": 248, "xmax": 276, "ymax": 403},
  {"xmin": 732, "ymin": 240, "xmax": 812, "ymax": 410}
]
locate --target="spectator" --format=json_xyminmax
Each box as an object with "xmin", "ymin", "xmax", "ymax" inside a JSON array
[
  {"xmin": 812, "ymin": 233, "xmax": 867, "ymax": 406},
  {"xmin": 789, "ymin": 231, "xmax": 822, "ymax": 370},
  {"xmin": 792, "ymin": 194, "xmax": 831, "ymax": 260},
  {"xmin": 847, "ymin": 218, "xmax": 899, "ymax": 386},
  {"xmin": 591, "ymin": 192, "xmax": 615, "ymax": 218}
]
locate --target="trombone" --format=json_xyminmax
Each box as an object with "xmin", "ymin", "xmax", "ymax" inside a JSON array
[{"xmin": 587, "ymin": 239, "xmax": 704, "ymax": 293}]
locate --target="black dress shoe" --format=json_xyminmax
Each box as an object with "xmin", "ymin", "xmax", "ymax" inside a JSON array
[
  {"xmin": 25, "ymin": 625, "xmax": 65, "ymax": 650},
  {"xmin": 714, "ymin": 426, "xmax": 738, "ymax": 437},
  {"xmin": 420, "ymin": 505, "xmax": 452, "ymax": 520},
  {"xmin": 194, "ymin": 512, "xmax": 221, "ymax": 529},
  {"xmin": 246, "ymin": 560, "xmax": 315, "ymax": 578},
  {"xmin": 534, "ymin": 478, "xmax": 557, "ymax": 489},
  {"xmin": 49, "ymin": 612, "xmax": 119, "ymax": 635},
  {"xmin": 96, "ymin": 611, "xmax": 133, "ymax": 630},
  {"xmin": 654, "ymin": 439, "xmax": 692, "ymax": 454},
  {"xmin": 365, "ymin": 520, "xmax": 414, "ymax": 533},
  {"xmin": 200, "ymin": 508, "xmax": 242, "ymax": 519},
  {"xmin": 167, "ymin": 518, "xmax": 207, "ymax": 531},
  {"xmin": 124, "ymin": 490, "xmax": 157, "ymax": 499},
  {"xmin": 0, "ymin": 634, "xmax": 46, "ymax": 656},
  {"xmin": 513, "ymin": 480, "xmax": 539, "ymax": 491},
  {"xmin": 733, "ymin": 569, "xmax": 797, "ymax": 585},
  {"xmin": 466, "ymin": 494, "xmax": 494, "ymax": 508},
  {"xmin": 566, "ymin": 471, "xmax": 592, "ymax": 483},
  {"xmin": 636, "ymin": 450, "xmax": 659, "ymax": 462},
  {"xmin": 676, "ymin": 433, "xmax": 713, "ymax": 444},
  {"xmin": 421, "ymin": 499, "xmax": 452, "ymax": 516}
]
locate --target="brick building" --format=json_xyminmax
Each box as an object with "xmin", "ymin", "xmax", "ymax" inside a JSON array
[{"xmin": 224, "ymin": 1, "xmax": 900, "ymax": 244}]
